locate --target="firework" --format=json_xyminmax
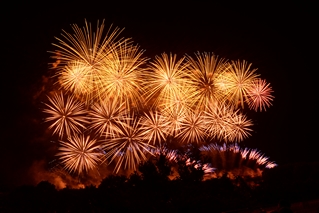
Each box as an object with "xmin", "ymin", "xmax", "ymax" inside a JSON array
[
  {"xmin": 203, "ymin": 103, "xmax": 252, "ymax": 142},
  {"xmin": 140, "ymin": 111, "xmax": 170, "ymax": 145},
  {"xmin": 200, "ymin": 143, "xmax": 276, "ymax": 168},
  {"xmin": 97, "ymin": 42, "xmax": 147, "ymax": 108},
  {"xmin": 43, "ymin": 92, "xmax": 88, "ymax": 138},
  {"xmin": 247, "ymin": 78, "xmax": 274, "ymax": 112},
  {"xmin": 57, "ymin": 61, "xmax": 94, "ymax": 101},
  {"xmin": 143, "ymin": 53, "xmax": 191, "ymax": 109},
  {"xmin": 57, "ymin": 134, "xmax": 103, "ymax": 174},
  {"xmin": 51, "ymin": 20, "xmax": 125, "ymax": 68},
  {"xmin": 52, "ymin": 20, "xmax": 134, "ymax": 103},
  {"xmin": 43, "ymin": 20, "xmax": 277, "ymax": 177},
  {"xmin": 102, "ymin": 114, "xmax": 155, "ymax": 173},
  {"xmin": 176, "ymin": 111, "xmax": 207, "ymax": 144},
  {"xmin": 159, "ymin": 86, "xmax": 194, "ymax": 114},
  {"xmin": 149, "ymin": 146, "xmax": 179, "ymax": 162},
  {"xmin": 161, "ymin": 106, "xmax": 187, "ymax": 137},
  {"xmin": 89, "ymin": 97, "xmax": 126, "ymax": 137},
  {"xmin": 265, "ymin": 161, "xmax": 277, "ymax": 169},
  {"xmin": 186, "ymin": 52, "xmax": 229, "ymax": 110},
  {"xmin": 227, "ymin": 112, "xmax": 253, "ymax": 142},
  {"xmin": 204, "ymin": 103, "xmax": 233, "ymax": 142},
  {"xmin": 218, "ymin": 60, "xmax": 259, "ymax": 108}
]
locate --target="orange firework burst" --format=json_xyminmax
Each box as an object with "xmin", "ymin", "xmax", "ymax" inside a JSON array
[
  {"xmin": 43, "ymin": 20, "xmax": 277, "ymax": 177},
  {"xmin": 43, "ymin": 92, "xmax": 88, "ymax": 138},
  {"xmin": 143, "ymin": 53, "xmax": 191, "ymax": 109},
  {"xmin": 102, "ymin": 114, "xmax": 154, "ymax": 173},
  {"xmin": 227, "ymin": 112, "xmax": 253, "ymax": 142},
  {"xmin": 186, "ymin": 52, "xmax": 229, "ymax": 110},
  {"xmin": 51, "ymin": 19, "xmax": 125, "ymax": 69},
  {"xmin": 57, "ymin": 134, "xmax": 103, "ymax": 175},
  {"xmin": 97, "ymin": 42, "xmax": 147, "ymax": 109},
  {"xmin": 57, "ymin": 61, "xmax": 95, "ymax": 101},
  {"xmin": 218, "ymin": 60, "xmax": 259, "ymax": 108},
  {"xmin": 161, "ymin": 106, "xmax": 187, "ymax": 137},
  {"xmin": 247, "ymin": 78, "xmax": 274, "ymax": 112},
  {"xmin": 176, "ymin": 111, "xmax": 207, "ymax": 144},
  {"xmin": 140, "ymin": 111, "xmax": 170, "ymax": 145},
  {"xmin": 204, "ymin": 103, "xmax": 252, "ymax": 142},
  {"xmin": 89, "ymin": 97, "xmax": 126, "ymax": 137},
  {"xmin": 51, "ymin": 20, "xmax": 135, "ymax": 103},
  {"xmin": 203, "ymin": 103, "xmax": 233, "ymax": 142}
]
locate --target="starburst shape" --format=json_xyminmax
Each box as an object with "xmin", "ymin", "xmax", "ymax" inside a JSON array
[
  {"xmin": 43, "ymin": 92, "xmax": 88, "ymax": 138},
  {"xmin": 57, "ymin": 134, "xmax": 103, "ymax": 174}
]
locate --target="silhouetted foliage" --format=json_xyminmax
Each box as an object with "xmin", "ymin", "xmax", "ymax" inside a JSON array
[{"xmin": 1, "ymin": 162, "xmax": 319, "ymax": 212}]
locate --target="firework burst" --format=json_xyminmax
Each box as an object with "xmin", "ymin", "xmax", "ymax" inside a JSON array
[
  {"xmin": 57, "ymin": 61, "xmax": 95, "ymax": 101},
  {"xmin": 51, "ymin": 20, "xmax": 133, "ymax": 103},
  {"xmin": 43, "ymin": 92, "xmax": 88, "ymax": 138},
  {"xmin": 140, "ymin": 111, "xmax": 170, "ymax": 145},
  {"xmin": 57, "ymin": 134, "xmax": 103, "ymax": 174},
  {"xmin": 161, "ymin": 106, "xmax": 187, "ymax": 137},
  {"xmin": 247, "ymin": 78, "xmax": 274, "ymax": 112},
  {"xmin": 227, "ymin": 112, "xmax": 253, "ymax": 142},
  {"xmin": 186, "ymin": 52, "xmax": 229, "ymax": 110},
  {"xmin": 89, "ymin": 97, "xmax": 126, "ymax": 137},
  {"xmin": 43, "ymin": 20, "xmax": 276, "ymax": 177},
  {"xmin": 219, "ymin": 60, "xmax": 259, "ymax": 108},
  {"xmin": 51, "ymin": 20, "xmax": 125, "ymax": 68},
  {"xmin": 143, "ymin": 53, "xmax": 191, "ymax": 109},
  {"xmin": 97, "ymin": 42, "xmax": 147, "ymax": 109},
  {"xmin": 200, "ymin": 143, "xmax": 277, "ymax": 171},
  {"xmin": 102, "ymin": 114, "xmax": 154, "ymax": 173},
  {"xmin": 176, "ymin": 111, "xmax": 207, "ymax": 144},
  {"xmin": 204, "ymin": 103, "xmax": 234, "ymax": 142}
]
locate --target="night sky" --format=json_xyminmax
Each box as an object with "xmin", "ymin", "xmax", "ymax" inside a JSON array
[{"xmin": 1, "ymin": 2, "xmax": 317, "ymax": 188}]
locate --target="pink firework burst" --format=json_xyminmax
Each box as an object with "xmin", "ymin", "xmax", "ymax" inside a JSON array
[{"xmin": 247, "ymin": 78, "xmax": 274, "ymax": 112}]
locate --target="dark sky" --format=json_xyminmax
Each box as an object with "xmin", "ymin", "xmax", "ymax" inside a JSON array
[{"xmin": 1, "ymin": 2, "xmax": 317, "ymax": 188}]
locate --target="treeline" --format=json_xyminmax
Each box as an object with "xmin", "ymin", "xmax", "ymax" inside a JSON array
[{"xmin": 1, "ymin": 160, "xmax": 318, "ymax": 213}]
